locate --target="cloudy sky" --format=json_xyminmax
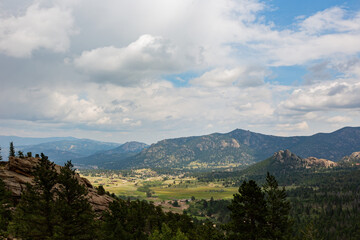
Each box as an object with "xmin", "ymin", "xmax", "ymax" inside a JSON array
[{"xmin": 1, "ymin": 0, "xmax": 360, "ymax": 144}]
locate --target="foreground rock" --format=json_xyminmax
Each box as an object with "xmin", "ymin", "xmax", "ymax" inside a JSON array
[{"xmin": 0, "ymin": 156, "xmax": 114, "ymax": 212}]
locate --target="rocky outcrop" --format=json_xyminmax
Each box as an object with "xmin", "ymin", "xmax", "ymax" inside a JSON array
[
  {"xmin": 304, "ymin": 157, "xmax": 338, "ymax": 168},
  {"xmin": 340, "ymin": 151, "xmax": 360, "ymax": 166},
  {"xmin": 0, "ymin": 157, "xmax": 114, "ymax": 212},
  {"xmin": 272, "ymin": 150, "xmax": 337, "ymax": 169}
]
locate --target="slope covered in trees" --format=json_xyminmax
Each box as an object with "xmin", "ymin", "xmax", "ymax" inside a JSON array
[{"xmin": 124, "ymin": 127, "xmax": 360, "ymax": 170}]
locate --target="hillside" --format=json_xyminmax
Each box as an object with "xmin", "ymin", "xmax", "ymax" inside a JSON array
[
  {"xmin": 241, "ymin": 149, "xmax": 337, "ymax": 177},
  {"xmin": 124, "ymin": 127, "xmax": 360, "ymax": 170},
  {"xmin": 0, "ymin": 156, "xmax": 113, "ymax": 212},
  {"xmin": 73, "ymin": 141, "xmax": 148, "ymax": 168},
  {"xmin": 339, "ymin": 151, "xmax": 360, "ymax": 166}
]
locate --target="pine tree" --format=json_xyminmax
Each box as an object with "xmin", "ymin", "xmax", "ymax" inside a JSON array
[
  {"xmin": 263, "ymin": 172, "xmax": 292, "ymax": 239},
  {"xmin": 149, "ymin": 223, "xmax": 188, "ymax": 240},
  {"xmin": 0, "ymin": 178, "xmax": 12, "ymax": 236},
  {"xmin": 9, "ymin": 142, "xmax": 15, "ymax": 158},
  {"xmin": 9, "ymin": 154, "xmax": 58, "ymax": 239},
  {"xmin": 0, "ymin": 146, "xmax": 2, "ymax": 161},
  {"xmin": 53, "ymin": 161, "xmax": 95, "ymax": 240},
  {"xmin": 226, "ymin": 180, "xmax": 267, "ymax": 240}
]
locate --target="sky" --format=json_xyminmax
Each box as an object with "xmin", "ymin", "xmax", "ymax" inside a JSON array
[{"xmin": 1, "ymin": 0, "xmax": 360, "ymax": 144}]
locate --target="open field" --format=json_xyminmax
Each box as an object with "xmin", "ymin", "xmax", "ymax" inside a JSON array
[
  {"xmin": 151, "ymin": 186, "xmax": 238, "ymax": 200},
  {"xmin": 81, "ymin": 170, "xmax": 238, "ymax": 201}
]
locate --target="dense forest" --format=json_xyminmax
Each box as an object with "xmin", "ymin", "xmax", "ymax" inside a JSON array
[{"xmin": 192, "ymin": 166, "xmax": 360, "ymax": 240}]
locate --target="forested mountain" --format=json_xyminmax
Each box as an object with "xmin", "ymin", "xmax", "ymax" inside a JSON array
[
  {"xmin": 73, "ymin": 141, "xmax": 148, "ymax": 168},
  {"xmin": 123, "ymin": 127, "xmax": 360, "ymax": 170}
]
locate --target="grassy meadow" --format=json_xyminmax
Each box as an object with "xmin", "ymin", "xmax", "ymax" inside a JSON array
[{"xmin": 81, "ymin": 170, "xmax": 238, "ymax": 202}]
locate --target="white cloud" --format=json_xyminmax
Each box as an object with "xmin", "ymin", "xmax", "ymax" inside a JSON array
[
  {"xmin": 244, "ymin": 7, "xmax": 360, "ymax": 66},
  {"xmin": 2, "ymin": 0, "xmax": 360, "ymax": 143},
  {"xmin": 190, "ymin": 66, "xmax": 267, "ymax": 88},
  {"xmin": 299, "ymin": 7, "xmax": 360, "ymax": 34},
  {"xmin": 73, "ymin": 35, "xmax": 188, "ymax": 85},
  {"xmin": 280, "ymin": 81, "xmax": 360, "ymax": 112},
  {"xmin": 0, "ymin": 2, "xmax": 75, "ymax": 58}
]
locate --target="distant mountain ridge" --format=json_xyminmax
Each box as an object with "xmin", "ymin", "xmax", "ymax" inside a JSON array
[
  {"xmin": 123, "ymin": 127, "xmax": 360, "ymax": 170},
  {"xmin": 73, "ymin": 141, "xmax": 148, "ymax": 168},
  {"xmin": 8, "ymin": 139, "xmax": 121, "ymax": 165}
]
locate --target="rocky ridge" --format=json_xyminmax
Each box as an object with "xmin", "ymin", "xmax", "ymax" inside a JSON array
[
  {"xmin": 0, "ymin": 156, "xmax": 113, "ymax": 212},
  {"xmin": 273, "ymin": 150, "xmax": 338, "ymax": 169},
  {"xmin": 242, "ymin": 149, "xmax": 339, "ymax": 177}
]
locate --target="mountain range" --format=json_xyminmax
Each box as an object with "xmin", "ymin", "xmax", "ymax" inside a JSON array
[
  {"xmin": 0, "ymin": 136, "xmax": 122, "ymax": 165},
  {"xmin": 1, "ymin": 126, "xmax": 360, "ymax": 170},
  {"xmin": 122, "ymin": 127, "xmax": 360, "ymax": 170}
]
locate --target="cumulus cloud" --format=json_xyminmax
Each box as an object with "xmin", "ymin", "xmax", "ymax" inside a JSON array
[
  {"xmin": 248, "ymin": 7, "xmax": 360, "ymax": 66},
  {"xmin": 1, "ymin": 0, "xmax": 360, "ymax": 143},
  {"xmin": 280, "ymin": 81, "xmax": 360, "ymax": 112},
  {"xmin": 190, "ymin": 66, "xmax": 267, "ymax": 88},
  {"xmin": 0, "ymin": 2, "xmax": 75, "ymax": 58},
  {"xmin": 73, "ymin": 35, "xmax": 192, "ymax": 85}
]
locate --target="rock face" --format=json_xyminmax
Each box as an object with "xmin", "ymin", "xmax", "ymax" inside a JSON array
[
  {"xmin": 340, "ymin": 151, "xmax": 360, "ymax": 166},
  {"xmin": 272, "ymin": 150, "xmax": 338, "ymax": 169},
  {"xmin": 242, "ymin": 149, "xmax": 339, "ymax": 177},
  {"xmin": 0, "ymin": 157, "xmax": 113, "ymax": 212}
]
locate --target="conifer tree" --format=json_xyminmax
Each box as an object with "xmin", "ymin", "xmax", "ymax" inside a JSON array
[
  {"xmin": 9, "ymin": 142, "xmax": 15, "ymax": 158},
  {"xmin": 0, "ymin": 178, "xmax": 12, "ymax": 236},
  {"xmin": 0, "ymin": 146, "xmax": 2, "ymax": 161},
  {"xmin": 149, "ymin": 223, "xmax": 188, "ymax": 240},
  {"xmin": 53, "ymin": 161, "xmax": 95, "ymax": 240},
  {"xmin": 9, "ymin": 154, "xmax": 58, "ymax": 239},
  {"xmin": 263, "ymin": 172, "xmax": 292, "ymax": 239},
  {"xmin": 226, "ymin": 180, "xmax": 267, "ymax": 240}
]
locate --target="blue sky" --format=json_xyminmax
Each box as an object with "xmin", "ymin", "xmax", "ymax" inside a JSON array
[
  {"xmin": 0, "ymin": 0, "xmax": 360, "ymax": 144},
  {"xmin": 266, "ymin": 0, "xmax": 360, "ymax": 27}
]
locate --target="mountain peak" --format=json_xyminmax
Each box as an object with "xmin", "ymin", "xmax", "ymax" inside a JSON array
[{"xmin": 272, "ymin": 149, "xmax": 300, "ymax": 164}]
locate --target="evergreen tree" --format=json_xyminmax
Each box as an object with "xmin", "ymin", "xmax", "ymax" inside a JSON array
[
  {"xmin": 9, "ymin": 154, "xmax": 58, "ymax": 239},
  {"xmin": 0, "ymin": 178, "xmax": 12, "ymax": 236},
  {"xmin": 9, "ymin": 142, "xmax": 15, "ymax": 158},
  {"xmin": 17, "ymin": 151, "xmax": 24, "ymax": 158},
  {"xmin": 263, "ymin": 172, "xmax": 292, "ymax": 239},
  {"xmin": 149, "ymin": 223, "xmax": 188, "ymax": 240},
  {"xmin": 53, "ymin": 161, "xmax": 95, "ymax": 240},
  {"xmin": 226, "ymin": 180, "xmax": 267, "ymax": 240},
  {"xmin": 0, "ymin": 146, "xmax": 2, "ymax": 161}
]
